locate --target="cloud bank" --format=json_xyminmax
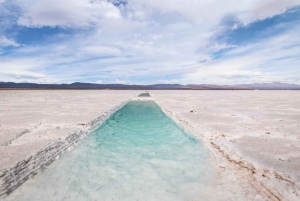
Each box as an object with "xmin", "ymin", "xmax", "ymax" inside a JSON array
[{"xmin": 0, "ymin": 0, "xmax": 300, "ymax": 84}]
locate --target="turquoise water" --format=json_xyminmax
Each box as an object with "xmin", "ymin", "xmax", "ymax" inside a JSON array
[
  {"xmin": 11, "ymin": 101, "xmax": 218, "ymax": 201},
  {"xmin": 138, "ymin": 92, "xmax": 151, "ymax": 97}
]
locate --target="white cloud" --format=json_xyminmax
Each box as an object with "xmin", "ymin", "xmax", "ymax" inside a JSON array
[
  {"xmin": 2, "ymin": 19, "xmax": 299, "ymax": 84},
  {"xmin": 0, "ymin": 36, "xmax": 20, "ymax": 46},
  {"xmin": 182, "ymin": 26, "xmax": 300, "ymax": 84},
  {"xmin": 250, "ymin": 0, "xmax": 300, "ymax": 21},
  {"xmin": 17, "ymin": 0, "xmax": 122, "ymax": 28},
  {"xmin": 157, "ymin": 79, "xmax": 181, "ymax": 84},
  {"xmin": 0, "ymin": 57, "xmax": 11, "ymax": 62},
  {"xmin": 1, "ymin": 0, "xmax": 300, "ymax": 84},
  {"xmin": 89, "ymin": 79, "xmax": 105, "ymax": 84},
  {"xmin": 80, "ymin": 45, "xmax": 121, "ymax": 57},
  {"xmin": 3, "ymin": 70, "xmax": 45, "ymax": 79},
  {"xmin": 12, "ymin": 0, "xmax": 300, "ymax": 30},
  {"xmin": 126, "ymin": 0, "xmax": 300, "ymax": 26},
  {"xmin": 201, "ymin": 42, "xmax": 237, "ymax": 52},
  {"xmin": 114, "ymin": 79, "xmax": 127, "ymax": 84}
]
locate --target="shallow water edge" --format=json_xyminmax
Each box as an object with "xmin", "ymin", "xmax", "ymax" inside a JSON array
[
  {"xmin": 0, "ymin": 100, "xmax": 130, "ymax": 199},
  {"xmin": 6, "ymin": 100, "xmax": 219, "ymax": 201},
  {"xmin": 154, "ymin": 100, "xmax": 300, "ymax": 200}
]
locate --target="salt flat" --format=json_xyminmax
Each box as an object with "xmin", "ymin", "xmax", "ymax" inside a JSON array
[
  {"xmin": 152, "ymin": 90, "xmax": 300, "ymax": 200},
  {"xmin": 0, "ymin": 90, "xmax": 139, "ymax": 170},
  {"xmin": 1, "ymin": 90, "xmax": 300, "ymax": 200}
]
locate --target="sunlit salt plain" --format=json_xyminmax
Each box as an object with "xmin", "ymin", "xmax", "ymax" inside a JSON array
[{"xmin": 8, "ymin": 101, "xmax": 220, "ymax": 201}]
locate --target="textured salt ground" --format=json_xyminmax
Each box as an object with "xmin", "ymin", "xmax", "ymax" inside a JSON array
[
  {"xmin": 1, "ymin": 90, "xmax": 300, "ymax": 200},
  {"xmin": 152, "ymin": 90, "xmax": 300, "ymax": 200},
  {"xmin": 5, "ymin": 101, "xmax": 246, "ymax": 201},
  {"xmin": 0, "ymin": 90, "xmax": 139, "ymax": 170}
]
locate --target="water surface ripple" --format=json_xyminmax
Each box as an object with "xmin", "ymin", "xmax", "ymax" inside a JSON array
[{"xmin": 11, "ymin": 101, "xmax": 219, "ymax": 201}]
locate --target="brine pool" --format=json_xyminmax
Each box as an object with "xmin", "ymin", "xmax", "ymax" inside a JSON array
[{"xmin": 8, "ymin": 101, "xmax": 220, "ymax": 201}]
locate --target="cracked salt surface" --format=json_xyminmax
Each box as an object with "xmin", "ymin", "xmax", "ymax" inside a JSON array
[{"xmin": 8, "ymin": 101, "xmax": 223, "ymax": 201}]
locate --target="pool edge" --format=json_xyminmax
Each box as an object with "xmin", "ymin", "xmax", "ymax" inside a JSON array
[
  {"xmin": 0, "ymin": 99, "xmax": 130, "ymax": 199},
  {"xmin": 153, "ymin": 99, "xmax": 297, "ymax": 201}
]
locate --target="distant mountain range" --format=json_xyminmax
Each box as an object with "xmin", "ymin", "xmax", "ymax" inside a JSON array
[{"xmin": 0, "ymin": 82, "xmax": 300, "ymax": 90}]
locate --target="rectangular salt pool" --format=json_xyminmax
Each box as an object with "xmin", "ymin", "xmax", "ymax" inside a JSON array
[
  {"xmin": 138, "ymin": 92, "xmax": 151, "ymax": 97},
  {"xmin": 7, "ymin": 101, "xmax": 219, "ymax": 201}
]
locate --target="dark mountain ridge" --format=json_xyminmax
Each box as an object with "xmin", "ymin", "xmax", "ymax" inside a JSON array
[{"xmin": 0, "ymin": 82, "xmax": 299, "ymax": 90}]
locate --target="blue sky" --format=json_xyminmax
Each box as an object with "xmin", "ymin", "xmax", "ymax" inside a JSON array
[{"xmin": 0, "ymin": 0, "xmax": 300, "ymax": 84}]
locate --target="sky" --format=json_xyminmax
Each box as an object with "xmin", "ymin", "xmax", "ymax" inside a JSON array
[{"xmin": 0, "ymin": 0, "xmax": 300, "ymax": 85}]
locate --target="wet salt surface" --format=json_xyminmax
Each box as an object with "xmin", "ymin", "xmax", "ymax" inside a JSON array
[{"xmin": 8, "ymin": 101, "xmax": 219, "ymax": 201}]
